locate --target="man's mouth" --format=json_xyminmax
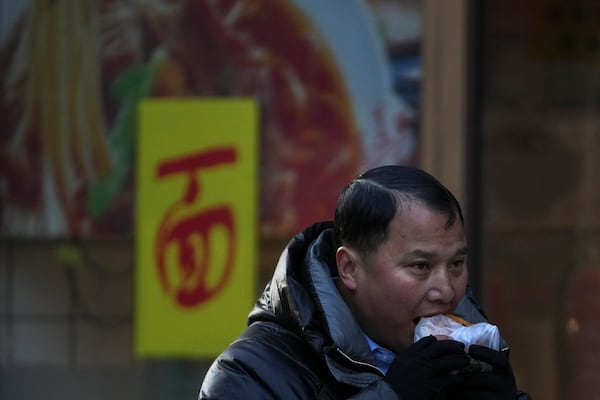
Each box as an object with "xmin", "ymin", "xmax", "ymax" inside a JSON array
[{"xmin": 413, "ymin": 312, "xmax": 449, "ymax": 326}]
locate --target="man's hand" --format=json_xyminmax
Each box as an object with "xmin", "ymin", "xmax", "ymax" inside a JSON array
[
  {"xmin": 384, "ymin": 335, "xmax": 470, "ymax": 400},
  {"xmin": 449, "ymin": 345, "xmax": 517, "ymax": 400}
]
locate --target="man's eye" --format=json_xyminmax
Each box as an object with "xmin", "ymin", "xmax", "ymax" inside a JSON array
[
  {"xmin": 450, "ymin": 259, "xmax": 465, "ymax": 269},
  {"xmin": 413, "ymin": 262, "xmax": 429, "ymax": 271}
]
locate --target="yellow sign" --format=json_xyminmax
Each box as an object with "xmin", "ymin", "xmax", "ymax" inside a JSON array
[{"xmin": 135, "ymin": 99, "xmax": 258, "ymax": 357}]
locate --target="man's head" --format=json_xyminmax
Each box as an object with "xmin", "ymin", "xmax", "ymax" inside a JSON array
[
  {"xmin": 334, "ymin": 165, "xmax": 469, "ymax": 353},
  {"xmin": 334, "ymin": 165, "xmax": 464, "ymax": 256}
]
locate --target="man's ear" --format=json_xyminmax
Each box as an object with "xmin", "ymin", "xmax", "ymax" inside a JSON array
[{"xmin": 336, "ymin": 246, "xmax": 360, "ymax": 291}]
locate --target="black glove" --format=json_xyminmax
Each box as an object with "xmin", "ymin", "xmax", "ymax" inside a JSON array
[
  {"xmin": 384, "ymin": 335, "xmax": 470, "ymax": 400},
  {"xmin": 448, "ymin": 345, "xmax": 517, "ymax": 400}
]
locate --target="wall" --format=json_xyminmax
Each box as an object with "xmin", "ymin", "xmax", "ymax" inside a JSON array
[{"xmin": 0, "ymin": 236, "xmax": 287, "ymax": 399}]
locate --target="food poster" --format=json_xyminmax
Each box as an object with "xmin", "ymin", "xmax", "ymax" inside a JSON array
[
  {"xmin": 135, "ymin": 99, "xmax": 257, "ymax": 357},
  {"xmin": 0, "ymin": 0, "xmax": 422, "ymax": 238}
]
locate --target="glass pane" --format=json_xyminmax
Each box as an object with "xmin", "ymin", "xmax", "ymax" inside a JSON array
[{"xmin": 481, "ymin": 1, "xmax": 600, "ymax": 399}]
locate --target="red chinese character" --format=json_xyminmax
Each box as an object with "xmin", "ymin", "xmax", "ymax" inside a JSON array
[{"xmin": 154, "ymin": 147, "xmax": 237, "ymax": 307}]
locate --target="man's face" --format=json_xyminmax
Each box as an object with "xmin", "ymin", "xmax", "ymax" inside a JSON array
[{"xmin": 339, "ymin": 200, "xmax": 469, "ymax": 353}]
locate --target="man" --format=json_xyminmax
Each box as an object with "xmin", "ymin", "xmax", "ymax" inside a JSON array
[{"xmin": 199, "ymin": 165, "xmax": 531, "ymax": 399}]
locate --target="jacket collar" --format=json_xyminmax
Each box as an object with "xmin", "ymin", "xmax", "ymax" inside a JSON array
[{"xmin": 249, "ymin": 222, "xmax": 382, "ymax": 385}]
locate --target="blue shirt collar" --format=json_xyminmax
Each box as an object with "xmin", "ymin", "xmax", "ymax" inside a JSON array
[{"xmin": 365, "ymin": 336, "xmax": 395, "ymax": 373}]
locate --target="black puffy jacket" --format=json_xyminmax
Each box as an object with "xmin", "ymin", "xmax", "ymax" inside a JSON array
[{"xmin": 199, "ymin": 222, "xmax": 529, "ymax": 399}]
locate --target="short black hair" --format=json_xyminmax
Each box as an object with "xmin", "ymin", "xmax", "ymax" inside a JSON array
[{"xmin": 333, "ymin": 165, "xmax": 464, "ymax": 255}]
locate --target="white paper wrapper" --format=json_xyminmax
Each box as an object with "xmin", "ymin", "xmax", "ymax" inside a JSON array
[{"xmin": 414, "ymin": 314, "xmax": 501, "ymax": 350}]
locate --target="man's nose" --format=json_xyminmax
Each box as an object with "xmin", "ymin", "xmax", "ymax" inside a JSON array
[{"xmin": 426, "ymin": 267, "xmax": 455, "ymax": 303}]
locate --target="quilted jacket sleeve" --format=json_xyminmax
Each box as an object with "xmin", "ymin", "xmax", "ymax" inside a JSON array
[
  {"xmin": 199, "ymin": 355, "xmax": 275, "ymax": 399},
  {"xmin": 346, "ymin": 379, "xmax": 400, "ymax": 399}
]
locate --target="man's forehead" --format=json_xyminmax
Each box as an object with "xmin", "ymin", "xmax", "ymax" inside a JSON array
[{"xmin": 403, "ymin": 246, "xmax": 469, "ymax": 259}]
